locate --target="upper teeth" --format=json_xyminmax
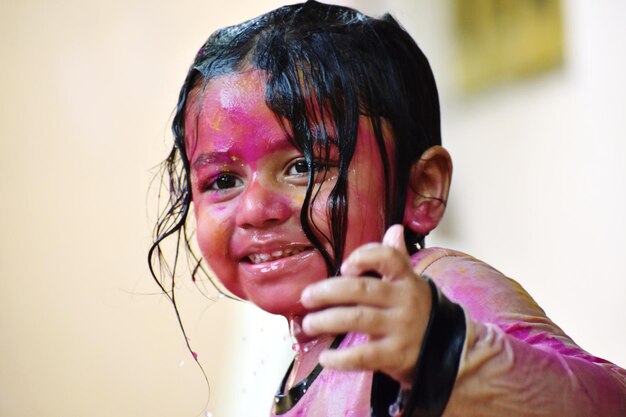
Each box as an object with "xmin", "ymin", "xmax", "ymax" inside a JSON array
[{"xmin": 248, "ymin": 248, "xmax": 304, "ymax": 264}]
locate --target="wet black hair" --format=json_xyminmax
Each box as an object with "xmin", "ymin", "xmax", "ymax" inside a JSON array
[{"xmin": 149, "ymin": 0, "xmax": 441, "ymax": 308}]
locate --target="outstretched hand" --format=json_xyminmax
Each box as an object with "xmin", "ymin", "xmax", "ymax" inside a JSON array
[{"xmin": 301, "ymin": 225, "xmax": 433, "ymax": 387}]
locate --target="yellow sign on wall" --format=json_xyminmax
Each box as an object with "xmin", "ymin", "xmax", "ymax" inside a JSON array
[{"xmin": 455, "ymin": 0, "xmax": 564, "ymax": 92}]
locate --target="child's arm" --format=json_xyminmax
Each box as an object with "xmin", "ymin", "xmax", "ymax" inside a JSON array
[
  {"xmin": 302, "ymin": 227, "xmax": 626, "ymax": 417},
  {"xmin": 420, "ymin": 248, "xmax": 626, "ymax": 417}
]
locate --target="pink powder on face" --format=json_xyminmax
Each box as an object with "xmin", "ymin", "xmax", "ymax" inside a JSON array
[
  {"xmin": 187, "ymin": 71, "xmax": 331, "ymax": 316},
  {"xmin": 188, "ymin": 70, "xmax": 395, "ymax": 318}
]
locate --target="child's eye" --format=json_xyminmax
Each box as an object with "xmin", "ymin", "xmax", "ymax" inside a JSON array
[
  {"xmin": 286, "ymin": 159, "xmax": 311, "ymax": 176},
  {"xmin": 286, "ymin": 159, "xmax": 330, "ymax": 176},
  {"xmin": 285, "ymin": 158, "xmax": 337, "ymax": 185},
  {"xmin": 205, "ymin": 173, "xmax": 243, "ymax": 191}
]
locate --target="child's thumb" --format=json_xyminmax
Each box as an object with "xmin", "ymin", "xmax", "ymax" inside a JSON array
[{"xmin": 382, "ymin": 224, "xmax": 408, "ymax": 255}]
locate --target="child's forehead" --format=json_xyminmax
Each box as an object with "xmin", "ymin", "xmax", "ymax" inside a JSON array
[
  {"xmin": 191, "ymin": 67, "xmax": 347, "ymax": 115},
  {"xmin": 185, "ymin": 69, "xmax": 340, "ymax": 137},
  {"xmin": 184, "ymin": 71, "xmax": 276, "ymax": 142},
  {"xmin": 187, "ymin": 70, "xmax": 268, "ymax": 116},
  {"xmin": 184, "ymin": 69, "xmax": 393, "ymax": 155}
]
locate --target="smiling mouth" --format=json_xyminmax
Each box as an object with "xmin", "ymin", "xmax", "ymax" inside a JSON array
[{"xmin": 245, "ymin": 247, "xmax": 312, "ymax": 264}]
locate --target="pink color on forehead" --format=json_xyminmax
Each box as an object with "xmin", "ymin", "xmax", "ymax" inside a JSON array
[
  {"xmin": 216, "ymin": 70, "xmax": 264, "ymax": 110},
  {"xmin": 188, "ymin": 71, "xmax": 291, "ymax": 165}
]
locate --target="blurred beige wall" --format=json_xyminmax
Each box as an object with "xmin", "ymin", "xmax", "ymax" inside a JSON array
[{"xmin": 0, "ymin": 1, "xmax": 624, "ymax": 416}]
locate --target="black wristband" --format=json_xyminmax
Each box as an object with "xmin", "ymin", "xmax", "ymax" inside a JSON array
[{"xmin": 402, "ymin": 278, "xmax": 466, "ymax": 417}]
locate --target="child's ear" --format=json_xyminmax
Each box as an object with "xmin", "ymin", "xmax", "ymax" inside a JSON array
[{"xmin": 402, "ymin": 146, "xmax": 452, "ymax": 236}]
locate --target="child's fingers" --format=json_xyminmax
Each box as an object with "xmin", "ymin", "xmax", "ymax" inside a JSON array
[
  {"xmin": 302, "ymin": 305, "xmax": 390, "ymax": 336},
  {"xmin": 318, "ymin": 338, "xmax": 414, "ymax": 375},
  {"xmin": 301, "ymin": 224, "xmax": 432, "ymax": 385},
  {"xmin": 381, "ymin": 224, "xmax": 408, "ymax": 253},
  {"xmin": 301, "ymin": 276, "xmax": 396, "ymax": 309},
  {"xmin": 340, "ymin": 244, "xmax": 413, "ymax": 281}
]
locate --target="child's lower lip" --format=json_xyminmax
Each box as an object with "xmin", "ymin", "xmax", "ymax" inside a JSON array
[{"xmin": 239, "ymin": 249, "xmax": 316, "ymax": 276}]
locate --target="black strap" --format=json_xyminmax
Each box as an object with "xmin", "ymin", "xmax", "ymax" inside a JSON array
[
  {"xmin": 402, "ymin": 278, "xmax": 466, "ymax": 417},
  {"xmin": 370, "ymin": 371, "xmax": 400, "ymax": 417},
  {"xmin": 273, "ymin": 334, "xmax": 346, "ymax": 415}
]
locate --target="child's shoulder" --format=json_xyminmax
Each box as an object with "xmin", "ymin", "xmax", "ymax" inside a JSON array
[
  {"xmin": 411, "ymin": 247, "xmax": 546, "ymax": 326},
  {"xmin": 410, "ymin": 246, "xmax": 506, "ymax": 283}
]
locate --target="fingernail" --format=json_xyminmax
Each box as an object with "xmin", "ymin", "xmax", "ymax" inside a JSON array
[
  {"xmin": 318, "ymin": 350, "xmax": 334, "ymax": 368},
  {"xmin": 340, "ymin": 262, "xmax": 355, "ymax": 276},
  {"xmin": 318, "ymin": 350, "xmax": 327, "ymax": 366},
  {"xmin": 382, "ymin": 224, "xmax": 402, "ymax": 245},
  {"xmin": 301, "ymin": 315, "xmax": 310, "ymax": 333},
  {"xmin": 300, "ymin": 288, "xmax": 311, "ymax": 305}
]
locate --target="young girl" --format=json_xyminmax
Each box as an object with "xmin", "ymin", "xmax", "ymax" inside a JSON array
[{"xmin": 150, "ymin": 1, "xmax": 626, "ymax": 416}]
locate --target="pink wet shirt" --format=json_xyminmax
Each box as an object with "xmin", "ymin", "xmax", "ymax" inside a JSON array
[
  {"xmin": 270, "ymin": 332, "xmax": 373, "ymax": 417},
  {"xmin": 270, "ymin": 248, "xmax": 626, "ymax": 416}
]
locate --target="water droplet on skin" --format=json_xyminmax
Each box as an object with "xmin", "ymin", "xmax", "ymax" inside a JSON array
[
  {"xmin": 205, "ymin": 411, "xmax": 213, "ymax": 417},
  {"xmin": 179, "ymin": 360, "xmax": 185, "ymax": 367}
]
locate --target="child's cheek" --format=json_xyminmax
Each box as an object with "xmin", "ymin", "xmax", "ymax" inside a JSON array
[
  {"xmin": 352, "ymin": 178, "xmax": 385, "ymax": 227},
  {"xmin": 195, "ymin": 204, "xmax": 245, "ymax": 298},
  {"xmin": 307, "ymin": 181, "xmax": 335, "ymax": 232}
]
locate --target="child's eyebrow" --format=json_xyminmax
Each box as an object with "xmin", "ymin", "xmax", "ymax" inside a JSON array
[{"xmin": 191, "ymin": 152, "xmax": 234, "ymax": 169}]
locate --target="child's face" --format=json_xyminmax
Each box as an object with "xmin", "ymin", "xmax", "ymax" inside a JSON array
[{"xmin": 186, "ymin": 70, "xmax": 389, "ymax": 317}]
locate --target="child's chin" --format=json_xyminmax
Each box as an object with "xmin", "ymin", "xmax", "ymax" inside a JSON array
[{"xmin": 252, "ymin": 295, "xmax": 307, "ymax": 318}]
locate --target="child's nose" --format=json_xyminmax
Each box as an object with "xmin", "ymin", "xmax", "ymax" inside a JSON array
[{"xmin": 235, "ymin": 178, "xmax": 291, "ymax": 229}]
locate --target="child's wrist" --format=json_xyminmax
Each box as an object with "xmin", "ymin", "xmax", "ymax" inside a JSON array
[{"xmin": 401, "ymin": 278, "xmax": 466, "ymax": 417}]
